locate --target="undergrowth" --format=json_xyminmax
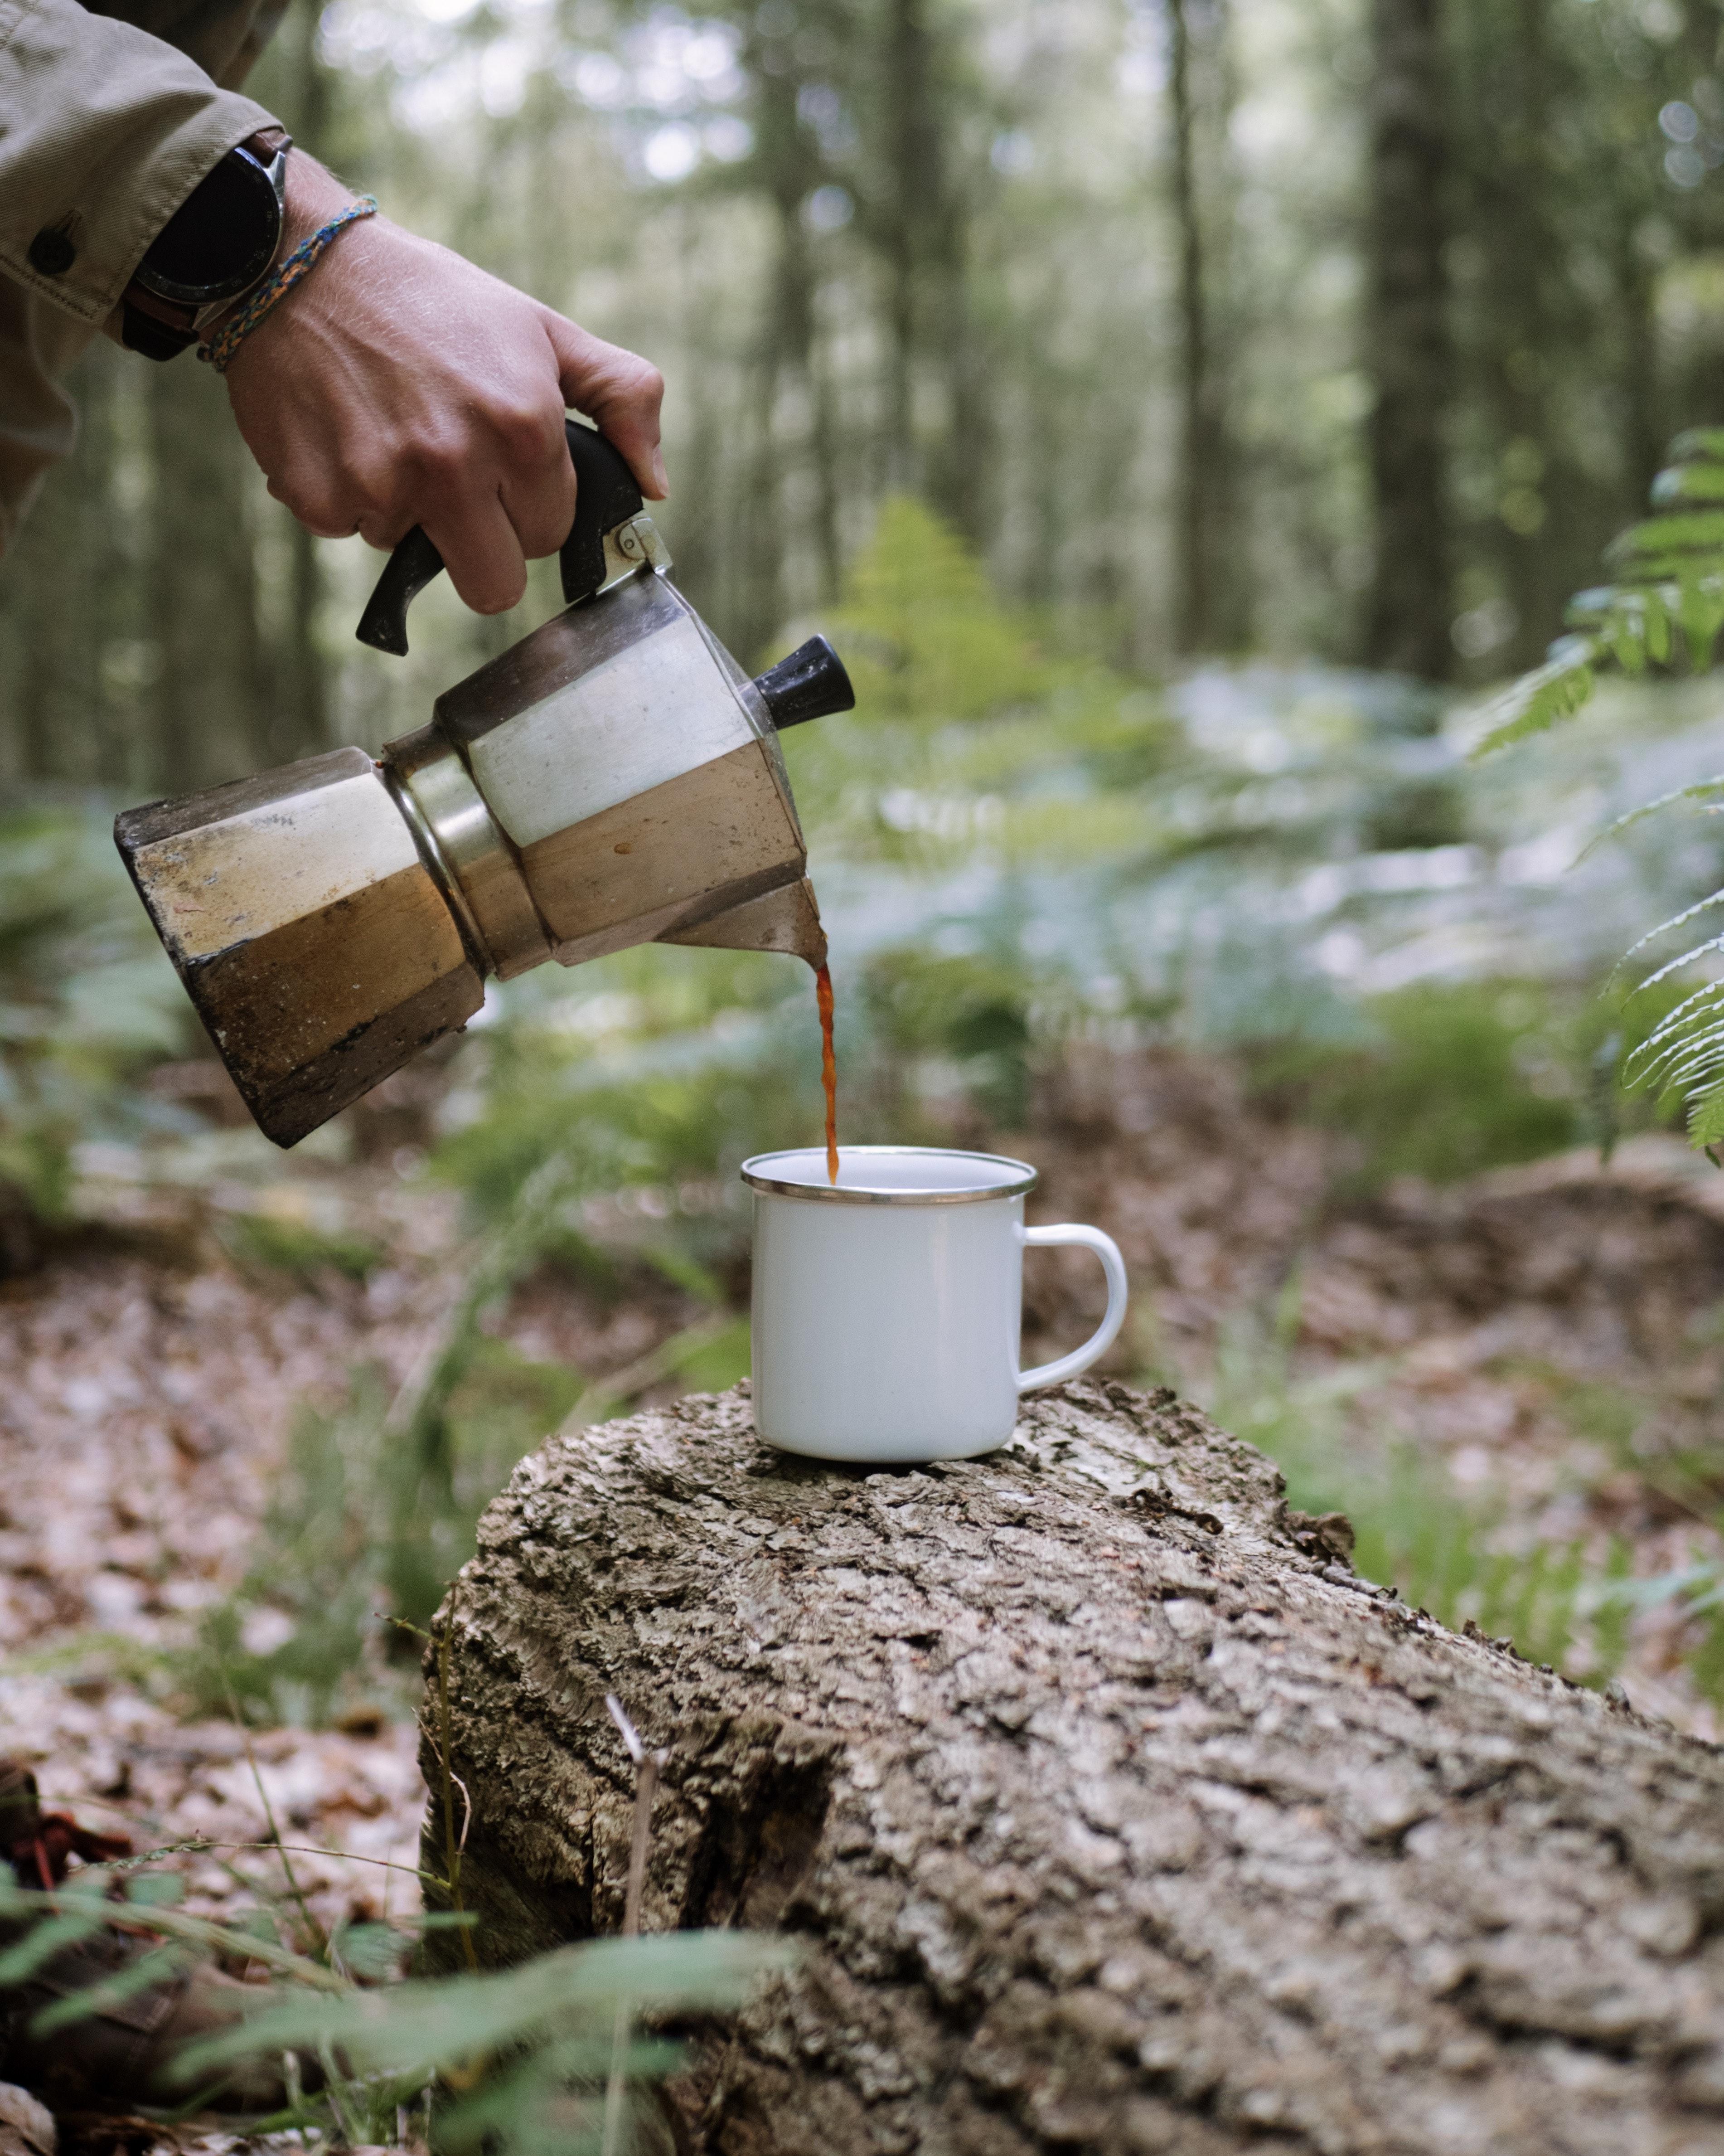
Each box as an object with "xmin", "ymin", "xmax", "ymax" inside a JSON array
[
  {"xmin": 0, "ymin": 1644, "xmax": 785, "ymax": 2151},
  {"xmin": 1163, "ymin": 1285, "xmax": 1659, "ymax": 1688}
]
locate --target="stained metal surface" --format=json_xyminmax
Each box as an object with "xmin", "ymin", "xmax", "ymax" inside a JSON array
[
  {"xmin": 519, "ymin": 738, "xmax": 805, "ymax": 966},
  {"xmin": 116, "ymin": 752, "xmax": 482, "ymax": 1148},
  {"xmin": 661, "ymin": 876, "xmax": 828, "ymax": 967}
]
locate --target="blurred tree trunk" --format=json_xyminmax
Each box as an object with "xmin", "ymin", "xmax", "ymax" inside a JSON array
[
  {"xmin": 1615, "ymin": 209, "xmax": 1663, "ymax": 522},
  {"xmin": 1167, "ymin": 0, "xmax": 1240, "ymax": 655},
  {"xmin": 257, "ymin": 0, "xmax": 331, "ymax": 763},
  {"xmin": 1467, "ymin": 0, "xmax": 1559, "ymax": 672},
  {"xmin": 879, "ymin": 0, "xmax": 986, "ymax": 544},
  {"xmin": 734, "ymin": 34, "xmax": 812, "ymax": 657},
  {"xmin": 147, "ymin": 360, "xmax": 268, "ymax": 794},
  {"xmin": 1363, "ymin": 0, "xmax": 1453, "ymax": 680},
  {"xmin": 3, "ymin": 345, "xmax": 134, "ymax": 787},
  {"xmin": 878, "ymin": 0, "xmax": 941, "ymax": 500}
]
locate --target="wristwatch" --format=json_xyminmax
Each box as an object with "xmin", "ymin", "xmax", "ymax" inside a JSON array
[{"xmin": 121, "ymin": 126, "xmax": 292, "ymax": 362}]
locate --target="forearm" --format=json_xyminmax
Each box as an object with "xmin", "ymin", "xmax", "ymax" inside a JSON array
[{"xmin": 0, "ymin": 0, "xmax": 275, "ymax": 326}]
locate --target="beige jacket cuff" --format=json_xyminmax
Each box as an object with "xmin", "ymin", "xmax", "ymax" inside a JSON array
[{"xmin": 0, "ymin": 0, "xmax": 276, "ymax": 328}]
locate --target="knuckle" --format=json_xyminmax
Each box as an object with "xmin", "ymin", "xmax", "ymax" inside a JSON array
[
  {"xmin": 399, "ymin": 428, "xmax": 470, "ymax": 496},
  {"xmin": 489, "ymin": 398, "xmax": 563, "ymax": 468}
]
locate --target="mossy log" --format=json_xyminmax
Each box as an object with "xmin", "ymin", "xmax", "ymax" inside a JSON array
[{"xmin": 422, "ymin": 1379, "xmax": 1724, "ymax": 2156}]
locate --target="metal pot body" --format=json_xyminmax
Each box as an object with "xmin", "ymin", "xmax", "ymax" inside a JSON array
[
  {"xmin": 404, "ymin": 569, "xmax": 810, "ymax": 973},
  {"xmin": 115, "ymin": 747, "xmax": 485, "ymax": 1148},
  {"xmin": 116, "ymin": 568, "xmax": 826, "ymax": 1148}
]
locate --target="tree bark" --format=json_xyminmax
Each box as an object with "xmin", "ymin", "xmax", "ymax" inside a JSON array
[
  {"xmin": 1364, "ymin": 0, "xmax": 1453, "ymax": 681},
  {"xmin": 424, "ymin": 1378, "xmax": 1724, "ymax": 2154}
]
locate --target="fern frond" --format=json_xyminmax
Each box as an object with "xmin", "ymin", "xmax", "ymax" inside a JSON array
[
  {"xmin": 1632, "ymin": 1020, "xmax": 1724, "ymax": 1089},
  {"xmin": 1578, "ymin": 780, "xmax": 1724, "ymax": 862},
  {"xmin": 1624, "ymin": 984, "xmax": 1724, "ymax": 1090},
  {"xmin": 1666, "ymin": 427, "xmax": 1724, "ymax": 466},
  {"xmin": 1686, "ymin": 1083, "xmax": 1724, "ymax": 1146},
  {"xmin": 1622, "ymin": 975, "xmax": 1724, "ymax": 1052},
  {"xmin": 1607, "ymin": 509, "xmax": 1724, "ymax": 569},
  {"xmin": 1470, "ymin": 635, "xmax": 1600, "ymax": 756},
  {"xmin": 1677, "ymin": 576, "xmax": 1724, "ymax": 667},
  {"xmin": 1627, "ymin": 931, "xmax": 1724, "ymax": 995},
  {"xmin": 1609, "ymin": 886, "xmax": 1724, "ymax": 974},
  {"xmin": 1651, "ymin": 456, "xmax": 1724, "ymax": 506},
  {"xmin": 1509, "ymin": 430, "xmax": 1724, "ymax": 1149},
  {"xmin": 1480, "ymin": 436, "xmax": 1724, "ymax": 768}
]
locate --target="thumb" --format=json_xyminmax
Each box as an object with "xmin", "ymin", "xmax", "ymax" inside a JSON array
[{"xmin": 543, "ymin": 312, "xmax": 668, "ymax": 501}]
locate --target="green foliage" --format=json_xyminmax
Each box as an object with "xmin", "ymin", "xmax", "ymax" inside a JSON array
[
  {"xmin": 770, "ymin": 500, "xmax": 1183, "ymax": 878},
  {"xmin": 218, "ymin": 1210, "xmax": 386, "ymax": 1284},
  {"xmin": 0, "ymin": 1864, "xmax": 786, "ymax": 2151},
  {"xmin": 1182, "ymin": 1291, "xmax": 1630, "ymax": 1684},
  {"xmin": 861, "ymin": 946, "xmax": 1035, "ymax": 1129},
  {"xmin": 1250, "ymin": 978, "xmax": 1690, "ymax": 1190},
  {"xmin": 818, "ymin": 498, "xmax": 1048, "ymax": 723},
  {"xmin": 1252, "ymin": 983, "xmax": 1577, "ymax": 1188},
  {"xmin": 182, "ymin": 1372, "xmax": 399, "ymax": 1727},
  {"xmin": 435, "ymin": 945, "xmax": 825, "ymax": 1230},
  {"xmin": 174, "ymin": 1137, "xmax": 760, "ymax": 1726},
  {"xmin": 179, "ymin": 1160, "xmax": 600, "ymax": 1722},
  {"xmin": 1470, "ymin": 433, "xmax": 1724, "ymax": 754},
  {"xmin": 1475, "ymin": 431, "xmax": 1724, "ymax": 1150},
  {"xmin": 172, "ymin": 1928, "xmax": 787, "ymax": 2147},
  {"xmin": 0, "ymin": 803, "xmax": 194, "ymax": 1222}
]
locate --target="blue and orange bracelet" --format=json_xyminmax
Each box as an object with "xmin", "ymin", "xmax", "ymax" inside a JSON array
[{"xmin": 199, "ymin": 196, "xmax": 378, "ymax": 374}]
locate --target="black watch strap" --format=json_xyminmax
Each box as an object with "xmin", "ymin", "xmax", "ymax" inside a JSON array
[{"xmin": 119, "ymin": 302, "xmax": 199, "ymax": 361}]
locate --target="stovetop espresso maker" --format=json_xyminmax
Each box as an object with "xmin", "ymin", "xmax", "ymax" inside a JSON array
[{"xmin": 115, "ymin": 423, "xmax": 854, "ymax": 1148}]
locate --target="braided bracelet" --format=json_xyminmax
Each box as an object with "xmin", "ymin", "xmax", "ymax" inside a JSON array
[{"xmin": 199, "ymin": 197, "xmax": 378, "ymax": 374}]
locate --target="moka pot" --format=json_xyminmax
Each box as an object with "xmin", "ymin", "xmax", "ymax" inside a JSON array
[{"xmin": 115, "ymin": 423, "xmax": 853, "ymax": 1148}]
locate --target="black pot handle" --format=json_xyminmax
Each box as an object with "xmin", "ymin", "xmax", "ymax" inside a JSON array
[{"xmin": 356, "ymin": 419, "xmax": 647, "ymax": 656}]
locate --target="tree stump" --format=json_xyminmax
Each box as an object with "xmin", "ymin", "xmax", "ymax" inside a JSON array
[{"xmin": 423, "ymin": 1379, "xmax": 1724, "ymax": 2156}]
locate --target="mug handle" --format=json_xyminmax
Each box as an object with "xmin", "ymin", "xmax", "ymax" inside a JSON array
[{"xmin": 1017, "ymin": 1224, "xmax": 1130, "ymax": 1393}]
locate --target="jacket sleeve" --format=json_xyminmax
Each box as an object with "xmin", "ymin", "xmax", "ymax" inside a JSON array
[{"xmin": 0, "ymin": 0, "xmax": 277, "ymax": 329}]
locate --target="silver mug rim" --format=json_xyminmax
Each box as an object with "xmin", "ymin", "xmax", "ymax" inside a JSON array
[{"xmin": 740, "ymin": 1144, "xmax": 1038, "ymax": 1207}]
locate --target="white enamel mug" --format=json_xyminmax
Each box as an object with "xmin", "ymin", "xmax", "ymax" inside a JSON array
[{"xmin": 741, "ymin": 1145, "xmax": 1129, "ymax": 1464}]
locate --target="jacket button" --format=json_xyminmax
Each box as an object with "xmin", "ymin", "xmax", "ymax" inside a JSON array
[{"xmin": 27, "ymin": 228, "xmax": 76, "ymax": 277}]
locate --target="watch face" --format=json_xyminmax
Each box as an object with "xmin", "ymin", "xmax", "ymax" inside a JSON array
[{"xmin": 136, "ymin": 146, "xmax": 285, "ymax": 306}]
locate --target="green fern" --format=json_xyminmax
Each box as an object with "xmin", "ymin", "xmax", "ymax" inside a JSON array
[
  {"xmin": 1474, "ymin": 430, "xmax": 1724, "ymax": 755},
  {"xmin": 1478, "ymin": 430, "xmax": 1724, "ymax": 1144}
]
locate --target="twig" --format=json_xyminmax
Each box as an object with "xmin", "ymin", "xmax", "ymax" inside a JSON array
[
  {"xmin": 220, "ymin": 1667, "xmax": 327, "ymax": 1961},
  {"xmin": 601, "ymin": 1695, "xmax": 669, "ymax": 2156},
  {"xmin": 562, "ymin": 1314, "xmax": 732, "ymax": 1434},
  {"xmin": 427, "ymin": 1593, "xmax": 479, "ymax": 1975},
  {"xmin": 317, "ymin": 2032, "xmax": 359, "ymax": 2143}
]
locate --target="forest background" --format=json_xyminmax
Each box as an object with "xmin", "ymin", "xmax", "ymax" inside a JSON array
[
  {"xmin": 15, "ymin": 0, "xmax": 1724, "ymax": 774},
  {"xmin": 14, "ymin": 0, "xmax": 1724, "ymax": 1754}
]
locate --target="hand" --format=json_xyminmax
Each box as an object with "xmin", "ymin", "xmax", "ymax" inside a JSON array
[{"xmin": 222, "ymin": 153, "xmax": 666, "ymax": 616}]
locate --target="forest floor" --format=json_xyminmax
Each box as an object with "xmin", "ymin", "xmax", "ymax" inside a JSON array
[{"xmin": 3, "ymin": 1043, "xmax": 1724, "ymax": 2137}]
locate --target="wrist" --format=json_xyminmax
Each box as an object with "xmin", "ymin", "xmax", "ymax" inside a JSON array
[
  {"xmin": 121, "ymin": 126, "xmax": 292, "ymax": 361},
  {"xmin": 194, "ymin": 151, "xmax": 347, "ymax": 342},
  {"xmin": 277, "ymin": 150, "xmax": 358, "ymax": 254}
]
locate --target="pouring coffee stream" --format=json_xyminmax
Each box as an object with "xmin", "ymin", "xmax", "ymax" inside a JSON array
[
  {"xmin": 815, "ymin": 961, "xmax": 839, "ymax": 1185},
  {"xmin": 114, "ymin": 421, "xmax": 857, "ymax": 1152}
]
